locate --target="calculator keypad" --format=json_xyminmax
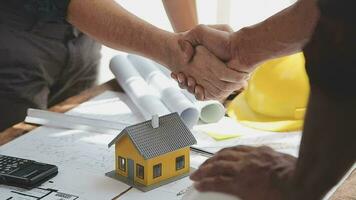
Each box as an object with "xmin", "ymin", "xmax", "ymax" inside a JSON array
[{"xmin": 0, "ymin": 155, "xmax": 33, "ymax": 175}]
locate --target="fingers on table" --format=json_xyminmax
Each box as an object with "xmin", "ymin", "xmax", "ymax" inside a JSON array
[
  {"xmin": 191, "ymin": 160, "xmax": 241, "ymax": 180},
  {"xmin": 194, "ymin": 176, "xmax": 237, "ymax": 194}
]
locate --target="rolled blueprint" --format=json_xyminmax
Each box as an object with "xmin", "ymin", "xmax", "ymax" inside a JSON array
[
  {"xmin": 153, "ymin": 62, "xmax": 226, "ymax": 123},
  {"xmin": 109, "ymin": 55, "xmax": 170, "ymax": 120},
  {"xmin": 128, "ymin": 55, "xmax": 199, "ymax": 128},
  {"xmin": 182, "ymin": 90, "xmax": 226, "ymax": 123}
]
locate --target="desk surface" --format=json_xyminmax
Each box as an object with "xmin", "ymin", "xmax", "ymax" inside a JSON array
[{"xmin": 0, "ymin": 79, "xmax": 354, "ymax": 199}]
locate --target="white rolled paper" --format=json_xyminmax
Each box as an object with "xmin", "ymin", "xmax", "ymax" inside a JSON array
[
  {"xmin": 109, "ymin": 55, "xmax": 170, "ymax": 120},
  {"xmin": 182, "ymin": 90, "xmax": 226, "ymax": 123},
  {"xmin": 128, "ymin": 55, "xmax": 199, "ymax": 128},
  {"xmin": 153, "ymin": 62, "xmax": 226, "ymax": 123}
]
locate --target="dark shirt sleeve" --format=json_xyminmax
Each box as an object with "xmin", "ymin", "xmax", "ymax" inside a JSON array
[
  {"xmin": 52, "ymin": 0, "xmax": 72, "ymax": 19},
  {"xmin": 318, "ymin": 0, "xmax": 355, "ymax": 24},
  {"xmin": 304, "ymin": 0, "xmax": 356, "ymax": 98},
  {"xmin": 25, "ymin": 0, "xmax": 71, "ymax": 21}
]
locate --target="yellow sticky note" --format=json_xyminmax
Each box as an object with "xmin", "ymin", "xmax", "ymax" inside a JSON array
[
  {"xmin": 206, "ymin": 131, "xmax": 241, "ymax": 141},
  {"xmin": 240, "ymin": 120, "xmax": 304, "ymax": 132}
]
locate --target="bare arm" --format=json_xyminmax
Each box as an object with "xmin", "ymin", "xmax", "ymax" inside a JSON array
[
  {"xmin": 67, "ymin": 0, "xmax": 180, "ymax": 70},
  {"xmin": 67, "ymin": 0, "xmax": 246, "ymax": 100},
  {"xmin": 177, "ymin": 0, "xmax": 321, "ymax": 99},
  {"xmin": 179, "ymin": 0, "xmax": 321, "ymax": 82},
  {"xmin": 233, "ymin": 0, "xmax": 320, "ymax": 68},
  {"xmin": 162, "ymin": 0, "xmax": 198, "ymax": 32}
]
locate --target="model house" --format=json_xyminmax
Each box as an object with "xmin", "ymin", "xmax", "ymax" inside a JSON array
[{"xmin": 107, "ymin": 113, "xmax": 197, "ymax": 191}]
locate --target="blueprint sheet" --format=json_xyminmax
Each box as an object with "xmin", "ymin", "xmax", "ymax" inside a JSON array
[
  {"xmin": 0, "ymin": 91, "xmax": 209, "ymax": 200},
  {"xmin": 0, "ymin": 91, "xmax": 346, "ymax": 200}
]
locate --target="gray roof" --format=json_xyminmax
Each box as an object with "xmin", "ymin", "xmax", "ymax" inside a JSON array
[{"xmin": 108, "ymin": 113, "xmax": 197, "ymax": 159}]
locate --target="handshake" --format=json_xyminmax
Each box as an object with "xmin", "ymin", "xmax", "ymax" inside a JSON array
[{"xmin": 164, "ymin": 25, "xmax": 257, "ymax": 101}]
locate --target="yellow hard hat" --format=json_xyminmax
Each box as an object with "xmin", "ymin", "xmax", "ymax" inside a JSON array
[{"xmin": 227, "ymin": 52, "xmax": 310, "ymax": 132}]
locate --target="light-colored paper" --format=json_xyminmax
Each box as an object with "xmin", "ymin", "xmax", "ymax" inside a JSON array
[
  {"xmin": 154, "ymin": 62, "xmax": 226, "ymax": 123},
  {"xmin": 193, "ymin": 117, "xmax": 302, "ymax": 157},
  {"xmin": 205, "ymin": 131, "xmax": 241, "ymax": 141},
  {"xmin": 1, "ymin": 91, "xmax": 346, "ymax": 200},
  {"xmin": 109, "ymin": 55, "xmax": 170, "ymax": 120},
  {"xmin": 128, "ymin": 55, "xmax": 199, "ymax": 128},
  {"xmin": 25, "ymin": 108, "xmax": 129, "ymax": 135},
  {"xmin": 182, "ymin": 90, "xmax": 226, "ymax": 123},
  {"xmin": 0, "ymin": 92, "xmax": 206, "ymax": 200},
  {"xmin": 182, "ymin": 189, "xmax": 240, "ymax": 200}
]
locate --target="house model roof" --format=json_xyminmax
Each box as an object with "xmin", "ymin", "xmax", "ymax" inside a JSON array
[{"xmin": 108, "ymin": 113, "xmax": 197, "ymax": 159}]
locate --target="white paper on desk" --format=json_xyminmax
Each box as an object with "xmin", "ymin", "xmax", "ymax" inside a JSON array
[
  {"xmin": 0, "ymin": 127, "xmax": 131, "ymax": 200},
  {"xmin": 0, "ymin": 91, "xmax": 346, "ymax": 200},
  {"xmin": 193, "ymin": 117, "xmax": 302, "ymax": 157},
  {"xmin": 154, "ymin": 62, "xmax": 226, "ymax": 123},
  {"xmin": 128, "ymin": 55, "xmax": 199, "ymax": 128},
  {"xmin": 0, "ymin": 91, "xmax": 211, "ymax": 200},
  {"xmin": 0, "ymin": 92, "xmax": 144, "ymax": 199},
  {"xmin": 110, "ymin": 55, "xmax": 170, "ymax": 121}
]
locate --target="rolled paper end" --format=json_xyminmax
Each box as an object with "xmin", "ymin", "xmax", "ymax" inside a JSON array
[
  {"xmin": 180, "ymin": 108, "xmax": 200, "ymax": 129},
  {"xmin": 199, "ymin": 102, "xmax": 226, "ymax": 123}
]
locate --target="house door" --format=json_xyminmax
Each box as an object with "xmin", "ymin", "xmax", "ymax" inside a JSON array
[{"xmin": 127, "ymin": 159, "xmax": 134, "ymax": 184}]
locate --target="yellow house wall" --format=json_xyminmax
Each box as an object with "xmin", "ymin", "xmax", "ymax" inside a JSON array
[
  {"xmin": 115, "ymin": 135, "xmax": 147, "ymax": 185},
  {"xmin": 115, "ymin": 135, "xmax": 191, "ymax": 186},
  {"xmin": 146, "ymin": 147, "xmax": 190, "ymax": 186}
]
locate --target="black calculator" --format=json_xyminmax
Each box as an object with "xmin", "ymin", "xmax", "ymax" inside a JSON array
[{"xmin": 0, "ymin": 154, "xmax": 58, "ymax": 189}]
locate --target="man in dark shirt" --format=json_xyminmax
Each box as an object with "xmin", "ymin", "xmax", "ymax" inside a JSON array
[
  {"xmin": 0, "ymin": 0, "xmax": 100, "ymax": 130},
  {"xmin": 174, "ymin": 0, "xmax": 356, "ymax": 199}
]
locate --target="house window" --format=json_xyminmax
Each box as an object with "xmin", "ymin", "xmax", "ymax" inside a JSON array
[
  {"xmin": 118, "ymin": 156, "xmax": 126, "ymax": 172},
  {"xmin": 153, "ymin": 164, "xmax": 162, "ymax": 178},
  {"xmin": 176, "ymin": 156, "xmax": 185, "ymax": 170},
  {"xmin": 136, "ymin": 164, "xmax": 144, "ymax": 179}
]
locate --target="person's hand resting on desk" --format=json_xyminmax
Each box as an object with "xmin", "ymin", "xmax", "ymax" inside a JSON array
[{"xmin": 190, "ymin": 146, "xmax": 297, "ymax": 200}]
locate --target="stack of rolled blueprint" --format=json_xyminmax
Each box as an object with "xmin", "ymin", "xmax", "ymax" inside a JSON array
[{"xmin": 109, "ymin": 54, "xmax": 225, "ymax": 129}]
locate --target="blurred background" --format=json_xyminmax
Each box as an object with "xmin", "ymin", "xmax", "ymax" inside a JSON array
[{"xmin": 98, "ymin": 0, "xmax": 297, "ymax": 84}]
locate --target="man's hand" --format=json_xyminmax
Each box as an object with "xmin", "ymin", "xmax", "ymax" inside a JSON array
[
  {"xmin": 190, "ymin": 146, "xmax": 296, "ymax": 200},
  {"xmin": 172, "ymin": 25, "xmax": 250, "ymax": 100},
  {"xmin": 167, "ymin": 41, "xmax": 248, "ymax": 101},
  {"xmin": 173, "ymin": 24, "xmax": 251, "ymax": 100},
  {"xmin": 179, "ymin": 24, "xmax": 251, "ymax": 72}
]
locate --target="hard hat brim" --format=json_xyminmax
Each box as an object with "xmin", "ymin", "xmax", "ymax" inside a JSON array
[{"xmin": 227, "ymin": 92, "xmax": 304, "ymax": 132}]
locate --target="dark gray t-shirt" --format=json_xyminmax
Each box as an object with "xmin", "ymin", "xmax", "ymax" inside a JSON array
[
  {"xmin": 305, "ymin": 0, "xmax": 355, "ymax": 97},
  {"xmin": 318, "ymin": 0, "xmax": 355, "ymax": 24},
  {"xmin": 0, "ymin": 0, "xmax": 71, "ymax": 22}
]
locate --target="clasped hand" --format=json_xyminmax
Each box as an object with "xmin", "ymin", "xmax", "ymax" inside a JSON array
[{"xmin": 171, "ymin": 25, "xmax": 252, "ymax": 101}]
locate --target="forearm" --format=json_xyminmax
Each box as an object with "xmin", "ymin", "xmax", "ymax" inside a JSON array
[
  {"xmin": 288, "ymin": 85, "xmax": 356, "ymax": 199},
  {"xmin": 162, "ymin": 0, "xmax": 198, "ymax": 32},
  {"xmin": 232, "ymin": 0, "xmax": 320, "ymax": 68},
  {"xmin": 67, "ymin": 0, "xmax": 178, "ymax": 68}
]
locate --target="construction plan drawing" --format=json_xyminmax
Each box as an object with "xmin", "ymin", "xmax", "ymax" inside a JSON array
[
  {"xmin": 0, "ymin": 91, "xmax": 208, "ymax": 200},
  {"xmin": 0, "ymin": 91, "xmax": 350, "ymax": 200},
  {"xmin": 0, "ymin": 186, "xmax": 79, "ymax": 200}
]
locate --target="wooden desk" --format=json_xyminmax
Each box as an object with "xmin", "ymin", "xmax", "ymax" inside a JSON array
[{"xmin": 0, "ymin": 79, "xmax": 354, "ymax": 199}]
